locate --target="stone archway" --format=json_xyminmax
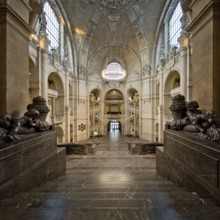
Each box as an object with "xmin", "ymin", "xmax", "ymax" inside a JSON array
[
  {"xmin": 127, "ymin": 88, "xmax": 139, "ymax": 137},
  {"xmin": 89, "ymin": 89, "xmax": 101, "ymax": 137},
  {"xmin": 104, "ymin": 89, "xmax": 124, "ymax": 115},
  {"xmin": 47, "ymin": 72, "xmax": 64, "ymax": 126},
  {"xmin": 103, "ymin": 89, "xmax": 125, "ymax": 135},
  {"xmin": 164, "ymin": 71, "xmax": 181, "ymax": 122}
]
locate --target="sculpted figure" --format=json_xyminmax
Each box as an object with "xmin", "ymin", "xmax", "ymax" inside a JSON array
[
  {"xmin": 0, "ymin": 109, "xmax": 50, "ymax": 145},
  {"xmin": 0, "ymin": 115, "xmax": 14, "ymax": 143},
  {"xmin": 200, "ymin": 111, "xmax": 220, "ymax": 141},
  {"xmin": 183, "ymin": 101, "xmax": 204, "ymax": 133},
  {"xmin": 14, "ymin": 109, "xmax": 50, "ymax": 134},
  {"xmin": 0, "ymin": 96, "xmax": 51, "ymax": 146},
  {"xmin": 169, "ymin": 95, "xmax": 220, "ymax": 142}
]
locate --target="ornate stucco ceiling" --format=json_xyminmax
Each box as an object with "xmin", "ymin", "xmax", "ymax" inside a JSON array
[{"xmin": 58, "ymin": 0, "xmax": 167, "ymax": 79}]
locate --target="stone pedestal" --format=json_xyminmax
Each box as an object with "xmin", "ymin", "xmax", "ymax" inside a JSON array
[
  {"xmin": 0, "ymin": 131, "xmax": 66, "ymax": 197},
  {"xmin": 156, "ymin": 129, "xmax": 220, "ymax": 205}
]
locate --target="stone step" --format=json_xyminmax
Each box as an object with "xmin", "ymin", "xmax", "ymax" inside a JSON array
[
  {"xmin": 0, "ymin": 192, "xmax": 215, "ymax": 209},
  {"xmin": 1, "ymin": 135, "xmax": 220, "ymax": 219},
  {"xmin": 0, "ymin": 199, "xmax": 148, "ymax": 209},
  {"xmin": 0, "ymin": 207, "xmax": 220, "ymax": 220}
]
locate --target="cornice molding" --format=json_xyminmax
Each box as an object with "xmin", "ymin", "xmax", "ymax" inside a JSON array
[
  {"xmin": 187, "ymin": 1, "xmax": 220, "ymax": 32},
  {"xmin": 0, "ymin": 3, "xmax": 33, "ymax": 36},
  {"xmin": 21, "ymin": 0, "xmax": 32, "ymax": 12}
]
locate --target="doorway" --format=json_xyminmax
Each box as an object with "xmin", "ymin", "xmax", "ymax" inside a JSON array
[{"xmin": 108, "ymin": 120, "xmax": 122, "ymax": 133}]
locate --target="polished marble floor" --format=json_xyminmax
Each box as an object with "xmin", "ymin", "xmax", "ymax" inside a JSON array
[{"xmin": 1, "ymin": 130, "xmax": 220, "ymax": 219}]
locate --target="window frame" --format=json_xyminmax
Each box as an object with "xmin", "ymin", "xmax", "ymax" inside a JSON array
[
  {"xmin": 168, "ymin": 2, "xmax": 183, "ymax": 49},
  {"xmin": 43, "ymin": 1, "xmax": 60, "ymax": 50}
]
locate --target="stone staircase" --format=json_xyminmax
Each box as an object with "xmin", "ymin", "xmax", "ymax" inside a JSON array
[{"xmin": 0, "ymin": 134, "xmax": 220, "ymax": 219}]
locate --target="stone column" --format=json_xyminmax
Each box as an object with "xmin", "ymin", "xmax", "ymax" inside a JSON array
[
  {"xmin": 178, "ymin": 32, "xmax": 191, "ymax": 97},
  {"xmin": 65, "ymin": 72, "xmax": 70, "ymax": 142},
  {"xmin": 0, "ymin": 1, "xmax": 32, "ymax": 116},
  {"xmin": 29, "ymin": 45, "xmax": 42, "ymax": 101},
  {"xmin": 40, "ymin": 51, "xmax": 50, "ymax": 101},
  {"xmin": 59, "ymin": 23, "xmax": 64, "ymax": 61},
  {"xmin": 186, "ymin": 37, "xmax": 192, "ymax": 101},
  {"xmin": 158, "ymin": 66, "xmax": 164, "ymax": 141},
  {"xmin": 38, "ymin": 3, "xmax": 50, "ymax": 102},
  {"xmin": 164, "ymin": 20, "xmax": 169, "ymax": 60}
]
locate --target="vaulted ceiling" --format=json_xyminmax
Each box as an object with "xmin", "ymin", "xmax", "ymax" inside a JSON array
[{"xmin": 58, "ymin": 0, "xmax": 167, "ymax": 79}]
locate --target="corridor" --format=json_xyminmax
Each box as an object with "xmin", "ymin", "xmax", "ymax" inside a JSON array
[{"xmin": 0, "ymin": 133, "xmax": 220, "ymax": 219}]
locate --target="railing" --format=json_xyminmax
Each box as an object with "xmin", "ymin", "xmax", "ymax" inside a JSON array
[
  {"xmin": 48, "ymin": 89, "xmax": 58, "ymax": 98},
  {"xmin": 108, "ymin": 114, "xmax": 123, "ymax": 119},
  {"xmin": 106, "ymin": 112, "xmax": 122, "ymax": 115},
  {"xmin": 90, "ymin": 102, "xmax": 100, "ymax": 108},
  {"xmin": 129, "ymin": 102, "xmax": 139, "ymax": 108},
  {"xmin": 104, "ymin": 100, "xmax": 124, "ymax": 104}
]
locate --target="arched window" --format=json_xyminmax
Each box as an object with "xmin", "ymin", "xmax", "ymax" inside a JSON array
[
  {"xmin": 169, "ymin": 2, "xmax": 183, "ymax": 48},
  {"xmin": 44, "ymin": 2, "xmax": 59, "ymax": 50},
  {"xmin": 102, "ymin": 62, "xmax": 126, "ymax": 81}
]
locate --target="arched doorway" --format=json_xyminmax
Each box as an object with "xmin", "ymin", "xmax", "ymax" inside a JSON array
[{"xmin": 108, "ymin": 120, "xmax": 122, "ymax": 133}]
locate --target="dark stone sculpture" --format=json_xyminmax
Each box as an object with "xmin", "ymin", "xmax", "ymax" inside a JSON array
[
  {"xmin": 27, "ymin": 96, "xmax": 50, "ymax": 121},
  {"xmin": 169, "ymin": 95, "xmax": 220, "ymax": 142},
  {"xmin": 0, "ymin": 97, "xmax": 51, "ymax": 146},
  {"xmin": 169, "ymin": 94, "xmax": 187, "ymax": 121}
]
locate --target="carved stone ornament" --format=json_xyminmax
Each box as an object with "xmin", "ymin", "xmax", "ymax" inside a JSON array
[
  {"xmin": 27, "ymin": 96, "xmax": 50, "ymax": 121},
  {"xmin": 169, "ymin": 94, "xmax": 187, "ymax": 121}
]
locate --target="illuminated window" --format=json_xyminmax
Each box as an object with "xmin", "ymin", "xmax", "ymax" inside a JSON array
[
  {"xmin": 102, "ymin": 62, "xmax": 126, "ymax": 81},
  {"xmin": 169, "ymin": 2, "xmax": 183, "ymax": 48},
  {"xmin": 44, "ymin": 2, "xmax": 59, "ymax": 50}
]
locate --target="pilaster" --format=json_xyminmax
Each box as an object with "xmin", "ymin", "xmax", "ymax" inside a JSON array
[
  {"xmin": 188, "ymin": 0, "xmax": 220, "ymax": 115},
  {"xmin": 0, "ymin": 2, "xmax": 32, "ymax": 116}
]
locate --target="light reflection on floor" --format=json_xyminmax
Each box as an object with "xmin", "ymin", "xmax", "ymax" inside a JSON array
[
  {"xmin": 98, "ymin": 130, "xmax": 133, "ymax": 185},
  {"xmin": 99, "ymin": 171, "xmax": 131, "ymax": 185},
  {"xmin": 108, "ymin": 129, "xmax": 121, "ymax": 147}
]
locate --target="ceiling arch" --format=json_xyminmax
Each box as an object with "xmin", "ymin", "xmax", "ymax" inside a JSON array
[
  {"xmin": 87, "ymin": 43, "xmax": 142, "ymax": 79},
  {"xmin": 58, "ymin": 0, "xmax": 167, "ymax": 76},
  {"xmin": 105, "ymin": 89, "xmax": 124, "ymax": 101}
]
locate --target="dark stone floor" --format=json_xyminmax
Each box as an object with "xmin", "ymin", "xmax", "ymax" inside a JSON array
[{"xmin": 1, "ymin": 130, "xmax": 220, "ymax": 219}]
